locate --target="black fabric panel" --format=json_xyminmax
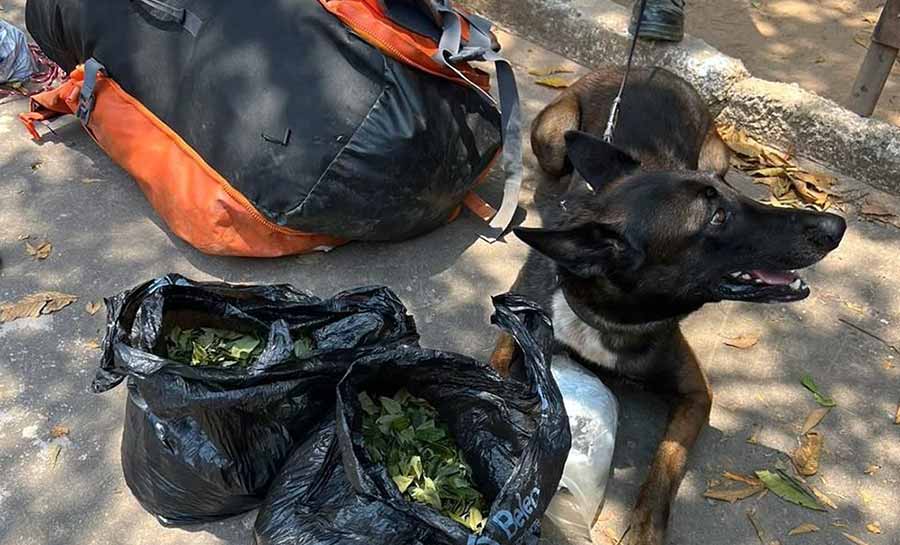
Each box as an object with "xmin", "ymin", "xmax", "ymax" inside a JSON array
[
  {"xmin": 25, "ymin": 0, "xmax": 85, "ymax": 72},
  {"xmin": 25, "ymin": 0, "xmax": 502, "ymax": 241},
  {"xmin": 178, "ymin": 1, "xmax": 386, "ymax": 226},
  {"xmin": 291, "ymin": 56, "xmax": 500, "ymax": 240},
  {"xmin": 379, "ymin": 0, "xmax": 442, "ymax": 41}
]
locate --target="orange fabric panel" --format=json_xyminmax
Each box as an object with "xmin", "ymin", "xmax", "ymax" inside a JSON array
[
  {"xmin": 22, "ymin": 66, "xmax": 345, "ymax": 257},
  {"xmin": 318, "ymin": 0, "xmax": 491, "ymax": 91}
]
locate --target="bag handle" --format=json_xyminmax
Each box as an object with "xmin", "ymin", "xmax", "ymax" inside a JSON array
[
  {"xmin": 132, "ymin": 0, "xmax": 204, "ymax": 35},
  {"xmin": 430, "ymin": 3, "xmax": 523, "ymax": 241}
]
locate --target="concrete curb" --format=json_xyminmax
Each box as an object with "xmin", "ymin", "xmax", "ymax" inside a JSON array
[{"xmin": 461, "ymin": 0, "xmax": 900, "ymax": 196}]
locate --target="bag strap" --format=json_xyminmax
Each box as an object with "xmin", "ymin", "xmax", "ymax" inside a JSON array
[
  {"xmin": 132, "ymin": 0, "xmax": 204, "ymax": 36},
  {"xmin": 430, "ymin": 2, "xmax": 522, "ymax": 241},
  {"xmin": 76, "ymin": 58, "xmax": 105, "ymax": 126}
]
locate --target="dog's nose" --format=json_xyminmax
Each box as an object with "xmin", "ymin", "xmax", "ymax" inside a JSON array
[{"xmin": 805, "ymin": 212, "xmax": 846, "ymax": 251}]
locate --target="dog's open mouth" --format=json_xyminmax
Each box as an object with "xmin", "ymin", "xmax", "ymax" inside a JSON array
[{"xmin": 718, "ymin": 268, "xmax": 810, "ymax": 302}]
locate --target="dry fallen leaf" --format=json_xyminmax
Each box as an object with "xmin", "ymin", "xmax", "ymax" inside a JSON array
[
  {"xmin": 865, "ymin": 522, "xmax": 881, "ymax": 534},
  {"xmin": 0, "ymin": 292, "xmax": 78, "ymax": 323},
  {"xmin": 761, "ymin": 148, "xmax": 792, "ymax": 166},
  {"xmin": 854, "ymin": 31, "xmax": 872, "ymax": 48},
  {"xmin": 894, "ymin": 401, "xmax": 900, "ymax": 425},
  {"xmin": 788, "ymin": 523, "xmax": 820, "ymax": 536},
  {"xmin": 704, "ymin": 478, "xmax": 765, "ymax": 503},
  {"xmin": 718, "ymin": 123, "xmax": 833, "ymax": 211},
  {"xmin": 17, "ymin": 234, "xmax": 30, "ymax": 241},
  {"xmin": 85, "ymin": 301, "xmax": 102, "ymax": 315},
  {"xmin": 25, "ymin": 241, "xmax": 52, "ymax": 260},
  {"xmin": 749, "ymin": 167, "xmax": 787, "ymax": 177},
  {"xmin": 801, "ymin": 407, "xmax": 830, "ymax": 434},
  {"xmin": 791, "ymin": 178, "xmax": 830, "ymax": 207},
  {"xmin": 832, "ymin": 520, "xmax": 850, "ymax": 529},
  {"xmin": 725, "ymin": 334, "xmax": 760, "ymax": 349},
  {"xmin": 533, "ymin": 75, "xmax": 572, "ymax": 89},
  {"xmin": 864, "ymin": 464, "xmax": 881, "ymax": 476},
  {"xmin": 791, "ymin": 432, "xmax": 822, "ymax": 476},
  {"xmin": 791, "ymin": 170, "xmax": 833, "ymax": 190},
  {"xmin": 884, "ymin": 358, "xmax": 895, "ymax": 370},
  {"xmin": 50, "ymin": 425, "xmax": 70, "ymax": 438},
  {"xmin": 721, "ymin": 125, "xmax": 768, "ymax": 157},
  {"xmin": 843, "ymin": 532, "xmax": 871, "ymax": 545},
  {"xmin": 723, "ymin": 472, "xmax": 762, "ymax": 486},
  {"xmin": 810, "ymin": 485, "xmax": 838, "ymax": 509},
  {"xmin": 859, "ymin": 489, "xmax": 873, "ymax": 506},
  {"xmin": 527, "ymin": 66, "xmax": 575, "ymax": 77},
  {"xmin": 84, "ymin": 339, "xmax": 102, "ymax": 350}
]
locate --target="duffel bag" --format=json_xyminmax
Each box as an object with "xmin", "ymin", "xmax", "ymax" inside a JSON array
[{"xmin": 21, "ymin": 0, "xmax": 521, "ymax": 256}]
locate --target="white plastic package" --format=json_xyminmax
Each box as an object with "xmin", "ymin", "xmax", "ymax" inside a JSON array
[
  {"xmin": 0, "ymin": 20, "xmax": 36, "ymax": 84},
  {"xmin": 543, "ymin": 355, "xmax": 619, "ymax": 544}
]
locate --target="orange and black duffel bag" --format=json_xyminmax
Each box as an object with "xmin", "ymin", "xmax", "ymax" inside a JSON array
[{"xmin": 21, "ymin": 0, "xmax": 521, "ymax": 257}]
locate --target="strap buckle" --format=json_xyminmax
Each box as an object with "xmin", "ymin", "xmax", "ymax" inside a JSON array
[{"xmin": 77, "ymin": 58, "xmax": 106, "ymax": 126}]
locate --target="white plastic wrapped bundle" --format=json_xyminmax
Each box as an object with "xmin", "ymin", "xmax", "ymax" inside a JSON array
[
  {"xmin": 0, "ymin": 21, "xmax": 36, "ymax": 84},
  {"xmin": 543, "ymin": 355, "xmax": 619, "ymax": 544}
]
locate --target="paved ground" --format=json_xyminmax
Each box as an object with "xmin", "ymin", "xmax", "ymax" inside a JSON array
[
  {"xmin": 1, "ymin": 8, "xmax": 899, "ymax": 545},
  {"xmin": 614, "ymin": 0, "xmax": 900, "ymax": 127}
]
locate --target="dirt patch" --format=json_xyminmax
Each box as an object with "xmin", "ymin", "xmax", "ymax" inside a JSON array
[{"xmin": 617, "ymin": 0, "xmax": 899, "ymax": 126}]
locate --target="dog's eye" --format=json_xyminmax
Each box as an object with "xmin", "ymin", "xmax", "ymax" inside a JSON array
[
  {"xmin": 710, "ymin": 208, "xmax": 727, "ymax": 226},
  {"xmin": 704, "ymin": 187, "xmax": 718, "ymax": 199}
]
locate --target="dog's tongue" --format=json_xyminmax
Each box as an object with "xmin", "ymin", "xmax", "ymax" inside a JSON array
[{"xmin": 750, "ymin": 269, "xmax": 797, "ymax": 285}]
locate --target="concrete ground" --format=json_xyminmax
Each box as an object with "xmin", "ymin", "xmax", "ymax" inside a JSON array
[
  {"xmin": 1, "ymin": 8, "xmax": 899, "ymax": 545},
  {"xmin": 616, "ymin": 0, "xmax": 900, "ymax": 128}
]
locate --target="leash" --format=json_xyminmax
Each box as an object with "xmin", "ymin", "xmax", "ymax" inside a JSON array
[{"xmin": 602, "ymin": 0, "xmax": 648, "ymax": 144}]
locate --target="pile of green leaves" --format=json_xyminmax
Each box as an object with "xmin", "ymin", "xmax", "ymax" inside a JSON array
[
  {"xmin": 166, "ymin": 326, "xmax": 263, "ymax": 367},
  {"xmin": 358, "ymin": 389, "xmax": 487, "ymax": 533}
]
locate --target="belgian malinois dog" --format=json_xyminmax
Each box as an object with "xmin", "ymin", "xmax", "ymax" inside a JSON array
[{"xmin": 490, "ymin": 66, "xmax": 846, "ymax": 545}]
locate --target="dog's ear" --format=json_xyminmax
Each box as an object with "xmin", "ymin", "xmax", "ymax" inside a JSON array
[
  {"xmin": 564, "ymin": 130, "xmax": 640, "ymax": 189},
  {"xmin": 514, "ymin": 223, "xmax": 645, "ymax": 280}
]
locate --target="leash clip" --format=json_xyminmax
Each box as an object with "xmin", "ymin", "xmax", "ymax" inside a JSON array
[{"xmin": 602, "ymin": 96, "xmax": 622, "ymax": 144}]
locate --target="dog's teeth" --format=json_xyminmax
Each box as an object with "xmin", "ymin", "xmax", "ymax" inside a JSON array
[
  {"xmin": 740, "ymin": 273, "xmax": 752, "ymax": 281},
  {"xmin": 754, "ymin": 278, "xmax": 764, "ymax": 284},
  {"xmin": 729, "ymin": 272, "xmax": 741, "ymax": 278},
  {"xmin": 790, "ymin": 279, "xmax": 803, "ymax": 290}
]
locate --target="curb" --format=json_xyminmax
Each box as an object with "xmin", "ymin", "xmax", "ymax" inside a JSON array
[{"xmin": 461, "ymin": 0, "xmax": 900, "ymax": 196}]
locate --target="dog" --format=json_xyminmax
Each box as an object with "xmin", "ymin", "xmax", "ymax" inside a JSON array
[{"xmin": 489, "ymin": 66, "xmax": 846, "ymax": 545}]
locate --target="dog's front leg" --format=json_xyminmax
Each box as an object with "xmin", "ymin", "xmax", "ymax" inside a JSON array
[
  {"xmin": 489, "ymin": 331, "xmax": 517, "ymax": 377},
  {"xmin": 620, "ymin": 336, "xmax": 712, "ymax": 545}
]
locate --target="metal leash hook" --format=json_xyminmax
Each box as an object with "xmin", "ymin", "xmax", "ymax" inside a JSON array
[
  {"xmin": 602, "ymin": 96, "xmax": 622, "ymax": 144},
  {"xmin": 603, "ymin": 0, "xmax": 648, "ymax": 144}
]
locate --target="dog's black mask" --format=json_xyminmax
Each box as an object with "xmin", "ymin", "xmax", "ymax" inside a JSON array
[{"xmin": 516, "ymin": 130, "xmax": 846, "ymax": 323}]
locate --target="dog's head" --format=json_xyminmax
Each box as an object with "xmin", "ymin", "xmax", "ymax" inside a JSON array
[{"xmin": 516, "ymin": 130, "xmax": 846, "ymax": 323}]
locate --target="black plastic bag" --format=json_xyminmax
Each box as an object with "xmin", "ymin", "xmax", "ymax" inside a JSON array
[
  {"xmin": 254, "ymin": 294, "xmax": 571, "ymax": 545},
  {"xmin": 92, "ymin": 274, "xmax": 417, "ymax": 526}
]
